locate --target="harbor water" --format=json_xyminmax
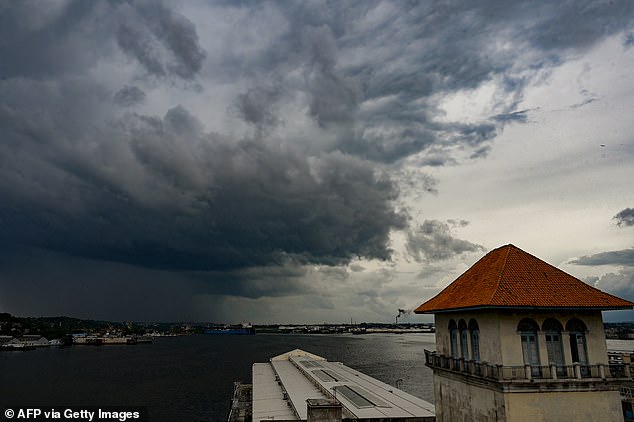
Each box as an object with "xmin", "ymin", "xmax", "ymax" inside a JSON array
[
  {"xmin": 3, "ymin": 333, "xmax": 632, "ymax": 421},
  {"xmin": 0, "ymin": 333, "xmax": 436, "ymax": 422}
]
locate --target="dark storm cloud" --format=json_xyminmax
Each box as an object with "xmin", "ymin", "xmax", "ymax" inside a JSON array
[
  {"xmin": 116, "ymin": 24, "xmax": 166, "ymax": 77},
  {"xmin": 0, "ymin": 1, "xmax": 108, "ymax": 79},
  {"xmin": 216, "ymin": 1, "xmax": 634, "ymax": 164},
  {"xmin": 0, "ymin": 1, "xmax": 205, "ymax": 83},
  {"xmin": 614, "ymin": 208, "xmax": 634, "ymax": 227},
  {"xmin": 493, "ymin": 110, "xmax": 531, "ymax": 123},
  {"xmin": 526, "ymin": 1, "xmax": 634, "ymax": 52},
  {"xmin": 406, "ymin": 220, "xmax": 485, "ymax": 262},
  {"xmin": 116, "ymin": 1, "xmax": 206, "ymax": 80},
  {"xmin": 571, "ymin": 248, "xmax": 634, "ymax": 267},
  {"xmin": 0, "ymin": 248, "xmax": 201, "ymax": 321},
  {"xmin": 308, "ymin": 70, "xmax": 360, "ymax": 128},
  {"xmin": 232, "ymin": 86, "xmax": 284, "ymax": 133},
  {"xmin": 301, "ymin": 25, "xmax": 361, "ymax": 128},
  {"xmin": 337, "ymin": 118, "xmax": 499, "ymax": 164},
  {"xmin": 0, "ymin": 101, "xmax": 406, "ymax": 271},
  {"xmin": 2, "ymin": 0, "xmax": 634, "ymax": 319},
  {"xmin": 189, "ymin": 265, "xmax": 312, "ymax": 299},
  {"xmin": 114, "ymin": 85, "xmax": 146, "ymax": 107}
]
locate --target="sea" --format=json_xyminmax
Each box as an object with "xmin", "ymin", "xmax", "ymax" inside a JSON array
[{"xmin": 0, "ymin": 333, "xmax": 438, "ymax": 422}]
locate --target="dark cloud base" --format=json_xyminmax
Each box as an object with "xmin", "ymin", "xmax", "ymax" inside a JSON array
[
  {"xmin": 571, "ymin": 248, "xmax": 634, "ymax": 267},
  {"xmin": 0, "ymin": 105, "xmax": 406, "ymax": 272},
  {"xmin": 406, "ymin": 220, "xmax": 484, "ymax": 262}
]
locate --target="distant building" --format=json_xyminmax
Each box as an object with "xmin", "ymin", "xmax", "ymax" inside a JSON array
[
  {"xmin": 71, "ymin": 333, "xmax": 88, "ymax": 338},
  {"xmin": 244, "ymin": 349, "xmax": 435, "ymax": 422},
  {"xmin": 0, "ymin": 335, "xmax": 16, "ymax": 347},
  {"xmin": 416, "ymin": 244, "xmax": 634, "ymax": 421},
  {"xmin": 18, "ymin": 335, "xmax": 49, "ymax": 347}
]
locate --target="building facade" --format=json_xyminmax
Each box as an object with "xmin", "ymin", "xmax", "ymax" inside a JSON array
[{"xmin": 416, "ymin": 244, "xmax": 634, "ymax": 422}]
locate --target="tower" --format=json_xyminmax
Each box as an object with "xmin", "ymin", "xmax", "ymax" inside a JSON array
[{"xmin": 415, "ymin": 244, "xmax": 633, "ymax": 421}]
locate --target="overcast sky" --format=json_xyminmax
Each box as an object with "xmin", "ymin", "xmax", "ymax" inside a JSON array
[{"xmin": 1, "ymin": 0, "xmax": 633, "ymax": 323}]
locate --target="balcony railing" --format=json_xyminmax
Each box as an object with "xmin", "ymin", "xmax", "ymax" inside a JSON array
[{"xmin": 424, "ymin": 349, "xmax": 631, "ymax": 383}]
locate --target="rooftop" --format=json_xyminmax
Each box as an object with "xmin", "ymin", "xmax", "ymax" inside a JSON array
[
  {"xmin": 415, "ymin": 244, "xmax": 634, "ymax": 313},
  {"xmin": 251, "ymin": 349, "xmax": 435, "ymax": 421}
]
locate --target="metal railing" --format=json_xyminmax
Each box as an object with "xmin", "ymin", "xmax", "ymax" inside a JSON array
[{"xmin": 424, "ymin": 349, "xmax": 631, "ymax": 382}]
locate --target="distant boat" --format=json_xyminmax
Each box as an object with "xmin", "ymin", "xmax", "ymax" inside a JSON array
[
  {"xmin": 1, "ymin": 343, "xmax": 36, "ymax": 351},
  {"xmin": 73, "ymin": 335, "xmax": 142, "ymax": 345},
  {"xmin": 203, "ymin": 323, "xmax": 255, "ymax": 335},
  {"xmin": 48, "ymin": 339, "xmax": 63, "ymax": 346}
]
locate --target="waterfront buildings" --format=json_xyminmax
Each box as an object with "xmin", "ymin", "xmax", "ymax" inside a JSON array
[
  {"xmin": 416, "ymin": 244, "xmax": 634, "ymax": 421},
  {"xmin": 0, "ymin": 334, "xmax": 50, "ymax": 349}
]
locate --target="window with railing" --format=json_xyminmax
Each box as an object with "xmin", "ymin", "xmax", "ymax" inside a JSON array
[
  {"xmin": 543, "ymin": 318, "xmax": 566, "ymax": 376},
  {"xmin": 469, "ymin": 319, "xmax": 480, "ymax": 362},
  {"xmin": 449, "ymin": 319, "xmax": 458, "ymax": 358},
  {"xmin": 459, "ymin": 319, "xmax": 469, "ymax": 360},
  {"xmin": 518, "ymin": 319, "xmax": 541, "ymax": 377}
]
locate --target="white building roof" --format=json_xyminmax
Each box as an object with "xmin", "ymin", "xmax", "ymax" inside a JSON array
[
  {"xmin": 251, "ymin": 349, "xmax": 435, "ymax": 421},
  {"xmin": 252, "ymin": 363, "xmax": 297, "ymax": 421}
]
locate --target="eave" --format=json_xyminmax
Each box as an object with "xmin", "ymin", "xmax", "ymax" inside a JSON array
[{"xmin": 414, "ymin": 305, "xmax": 634, "ymax": 314}]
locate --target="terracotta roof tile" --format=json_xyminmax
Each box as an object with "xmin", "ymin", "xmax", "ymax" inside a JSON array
[{"xmin": 414, "ymin": 244, "xmax": 634, "ymax": 313}]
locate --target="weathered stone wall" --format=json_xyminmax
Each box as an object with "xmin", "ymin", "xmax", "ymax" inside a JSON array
[
  {"xmin": 433, "ymin": 373, "xmax": 506, "ymax": 422},
  {"xmin": 306, "ymin": 399, "xmax": 342, "ymax": 422},
  {"xmin": 434, "ymin": 372, "xmax": 622, "ymax": 422},
  {"xmin": 505, "ymin": 390, "xmax": 622, "ymax": 422}
]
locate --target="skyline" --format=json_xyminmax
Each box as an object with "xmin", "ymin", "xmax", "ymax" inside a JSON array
[{"xmin": 1, "ymin": 1, "xmax": 633, "ymax": 323}]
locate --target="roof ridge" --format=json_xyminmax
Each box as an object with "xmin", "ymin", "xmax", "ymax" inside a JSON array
[
  {"xmin": 414, "ymin": 243, "xmax": 634, "ymax": 314},
  {"xmin": 488, "ymin": 244, "xmax": 512, "ymax": 305}
]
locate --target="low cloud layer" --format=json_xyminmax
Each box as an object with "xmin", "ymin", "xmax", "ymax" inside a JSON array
[
  {"xmin": 571, "ymin": 247, "xmax": 634, "ymax": 304},
  {"xmin": 571, "ymin": 249, "xmax": 634, "ymax": 267},
  {"xmin": 406, "ymin": 220, "xmax": 484, "ymax": 262},
  {"xmin": 594, "ymin": 270, "xmax": 634, "ymax": 301},
  {"xmin": 615, "ymin": 208, "xmax": 634, "ymax": 227},
  {"xmin": 114, "ymin": 85, "xmax": 146, "ymax": 107}
]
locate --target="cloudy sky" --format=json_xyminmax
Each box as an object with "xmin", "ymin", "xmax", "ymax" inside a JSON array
[{"xmin": 1, "ymin": 0, "xmax": 633, "ymax": 323}]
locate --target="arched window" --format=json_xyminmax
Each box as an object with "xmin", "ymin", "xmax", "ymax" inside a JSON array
[
  {"xmin": 458, "ymin": 319, "xmax": 469, "ymax": 359},
  {"xmin": 542, "ymin": 319, "xmax": 565, "ymax": 372},
  {"xmin": 449, "ymin": 320, "xmax": 458, "ymax": 358},
  {"xmin": 518, "ymin": 318, "xmax": 541, "ymax": 376},
  {"xmin": 468, "ymin": 319, "xmax": 480, "ymax": 362},
  {"xmin": 566, "ymin": 318, "xmax": 588, "ymax": 365}
]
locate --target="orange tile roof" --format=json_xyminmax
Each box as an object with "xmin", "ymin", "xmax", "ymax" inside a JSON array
[{"xmin": 415, "ymin": 244, "xmax": 634, "ymax": 313}]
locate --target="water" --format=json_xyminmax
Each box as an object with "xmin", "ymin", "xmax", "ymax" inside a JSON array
[{"xmin": 0, "ymin": 333, "xmax": 436, "ymax": 422}]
